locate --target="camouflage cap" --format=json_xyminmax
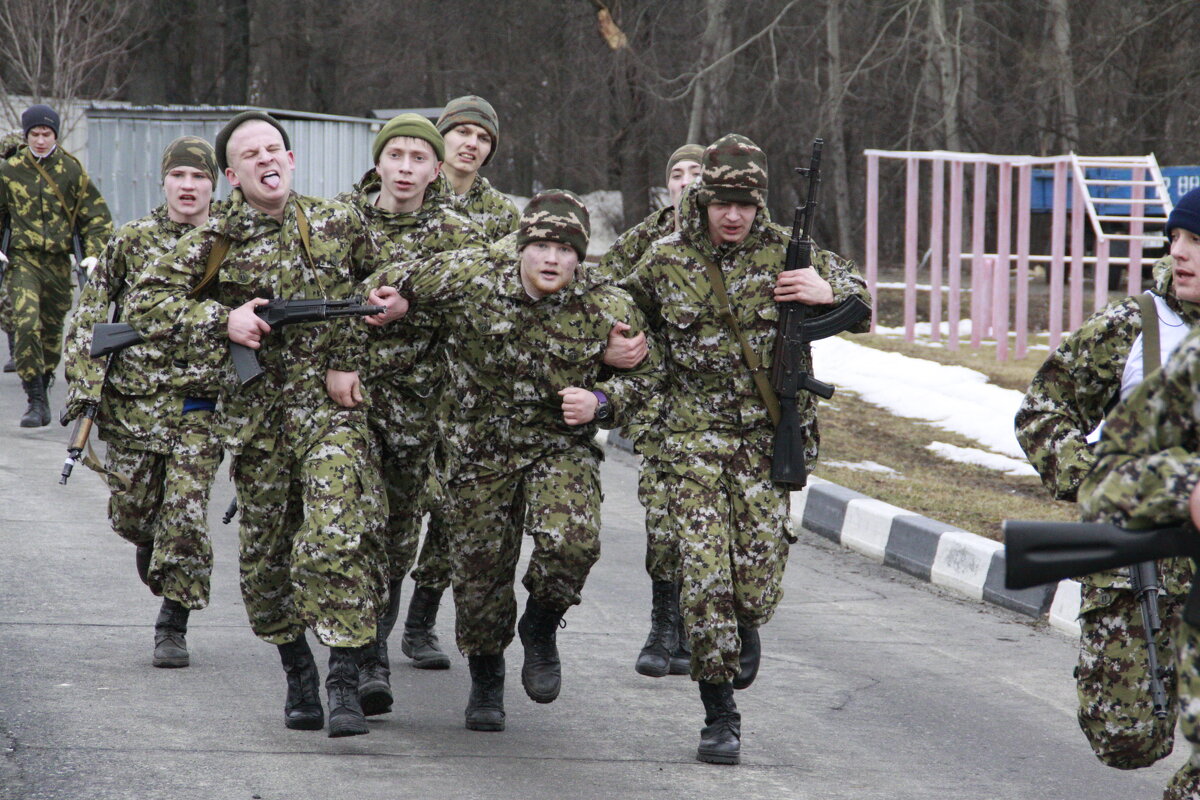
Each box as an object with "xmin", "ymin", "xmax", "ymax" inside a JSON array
[
  {"xmin": 373, "ymin": 113, "xmax": 444, "ymax": 164},
  {"xmin": 215, "ymin": 111, "xmax": 291, "ymax": 173},
  {"xmin": 697, "ymin": 133, "xmax": 768, "ymax": 207},
  {"xmin": 161, "ymin": 136, "xmax": 218, "ymax": 184},
  {"xmin": 517, "ymin": 190, "xmax": 590, "ymax": 260},
  {"xmin": 665, "ymin": 143, "xmax": 705, "ymax": 187},
  {"xmin": 436, "ymin": 95, "xmax": 500, "ymax": 166}
]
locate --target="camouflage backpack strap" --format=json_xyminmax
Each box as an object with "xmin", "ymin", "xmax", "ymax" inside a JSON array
[
  {"xmin": 691, "ymin": 248, "xmax": 782, "ymax": 426},
  {"xmin": 188, "ymin": 233, "xmax": 232, "ymax": 298},
  {"xmin": 24, "ymin": 148, "xmax": 80, "ymax": 227},
  {"xmin": 58, "ymin": 148, "xmax": 90, "ymax": 223},
  {"xmin": 1135, "ymin": 293, "xmax": 1161, "ymax": 378}
]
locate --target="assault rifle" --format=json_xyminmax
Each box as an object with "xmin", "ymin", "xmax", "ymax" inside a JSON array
[
  {"xmin": 72, "ymin": 227, "xmax": 87, "ymax": 288},
  {"xmin": 0, "ymin": 219, "xmax": 10, "ymax": 290},
  {"xmin": 222, "ymin": 496, "xmax": 238, "ymax": 525},
  {"xmin": 769, "ymin": 139, "xmax": 871, "ymax": 489},
  {"xmin": 59, "ymin": 402, "xmax": 98, "ymax": 485},
  {"xmin": 1129, "ymin": 560, "xmax": 1170, "ymax": 719},
  {"xmin": 91, "ymin": 297, "xmax": 386, "ymax": 387}
]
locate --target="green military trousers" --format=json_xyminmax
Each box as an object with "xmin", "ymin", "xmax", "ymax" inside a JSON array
[
  {"xmin": 441, "ymin": 449, "xmax": 602, "ymax": 656},
  {"xmin": 638, "ymin": 456, "xmax": 679, "ymax": 583},
  {"xmin": 232, "ymin": 421, "xmax": 386, "ymax": 648},
  {"xmin": 7, "ymin": 248, "xmax": 72, "ymax": 381}
]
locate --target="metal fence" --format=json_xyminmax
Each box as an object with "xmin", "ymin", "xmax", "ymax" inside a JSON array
[{"xmin": 85, "ymin": 105, "xmax": 382, "ymax": 226}]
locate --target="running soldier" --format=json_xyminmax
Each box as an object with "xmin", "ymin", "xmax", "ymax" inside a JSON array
[
  {"xmin": 337, "ymin": 113, "xmax": 485, "ymax": 713},
  {"xmin": 63, "ymin": 137, "xmax": 225, "ymax": 668},
  {"xmin": 599, "ymin": 143, "xmax": 704, "ymax": 677},
  {"xmin": 363, "ymin": 190, "xmax": 660, "ymax": 732},
  {"xmin": 619, "ymin": 134, "xmax": 871, "ymax": 764},
  {"xmin": 435, "ymin": 95, "xmax": 519, "ymax": 240},
  {"xmin": 0, "ymin": 104, "xmax": 112, "ymax": 426},
  {"xmin": 126, "ymin": 112, "xmax": 385, "ymax": 738},
  {"xmin": 1016, "ymin": 190, "xmax": 1200, "ymax": 773}
]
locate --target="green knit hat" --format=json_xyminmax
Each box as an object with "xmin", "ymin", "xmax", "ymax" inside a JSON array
[
  {"xmin": 372, "ymin": 113, "xmax": 445, "ymax": 164},
  {"xmin": 161, "ymin": 136, "xmax": 218, "ymax": 183},
  {"xmin": 517, "ymin": 190, "xmax": 590, "ymax": 260},
  {"xmin": 215, "ymin": 111, "xmax": 291, "ymax": 173},
  {"xmin": 436, "ymin": 95, "xmax": 500, "ymax": 167},
  {"xmin": 697, "ymin": 133, "xmax": 768, "ymax": 207},
  {"xmin": 665, "ymin": 143, "xmax": 705, "ymax": 187}
]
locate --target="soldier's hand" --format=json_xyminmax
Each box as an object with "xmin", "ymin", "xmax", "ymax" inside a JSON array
[
  {"xmin": 1190, "ymin": 482, "xmax": 1200, "ymax": 530},
  {"xmin": 228, "ymin": 298, "xmax": 273, "ymax": 348},
  {"xmin": 79, "ymin": 256, "xmax": 99, "ymax": 276},
  {"xmin": 366, "ymin": 286, "xmax": 410, "ymax": 326},
  {"xmin": 0, "ymin": 249, "xmax": 7, "ymax": 264},
  {"xmin": 559, "ymin": 387, "xmax": 598, "ymax": 426},
  {"xmin": 326, "ymin": 369, "xmax": 364, "ymax": 408},
  {"xmin": 602, "ymin": 322, "xmax": 648, "ymax": 369},
  {"xmin": 775, "ymin": 267, "xmax": 833, "ymax": 305}
]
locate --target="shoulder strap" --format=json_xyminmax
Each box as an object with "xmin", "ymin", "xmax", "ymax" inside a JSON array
[
  {"xmin": 25, "ymin": 149, "xmax": 80, "ymax": 227},
  {"xmin": 188, "ymin": 234, "xmax": 232, "ymax": 298},
  {"xmin": 1136, "ymin": 293, "xmax": 1161, "ymax": 377},
  {"xmin": 692, "ymin": 249, "xmax": 782, "ymax": 426}
]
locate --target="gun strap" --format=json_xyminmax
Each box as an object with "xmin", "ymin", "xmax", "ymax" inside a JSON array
[
  {"xmin": 24, "ymin": 148, "xmax": 86, "ymax": 230},
  {"xmin": 1135, "ymin": 293, "xmax": 1161, "ymax": 376},
  {"xmin": 188, "ymin": 234, "xmax": 232, "ymax": 299},
  {"xmin": 694, "ymin": 251, "xmax": 782, "ymax": 426}
]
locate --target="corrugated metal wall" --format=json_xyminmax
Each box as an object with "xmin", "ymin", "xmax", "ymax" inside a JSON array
[{"xmin": 86, "ymin": 105, "xmax": 379, "ymax": 226}]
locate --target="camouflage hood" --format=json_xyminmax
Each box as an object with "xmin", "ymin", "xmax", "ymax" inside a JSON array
[{"xmin": 676, "ymin": 180, "xmax": 775, "ymax": 263}]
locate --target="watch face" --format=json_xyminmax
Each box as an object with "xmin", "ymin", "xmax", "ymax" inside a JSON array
[{"xmin": 595, "ymin": 402, "xmax": 612, "ymax": 421}]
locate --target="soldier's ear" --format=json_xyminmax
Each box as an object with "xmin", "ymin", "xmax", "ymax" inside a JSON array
[{"xmin": 225, "ymin": 167, "xmax": 240, "ymax": 188}]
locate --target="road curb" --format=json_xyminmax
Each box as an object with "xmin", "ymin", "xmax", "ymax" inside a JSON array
[{"xmin": 604, "ymin": 430, "xmax": 1081, "ymax": 636}]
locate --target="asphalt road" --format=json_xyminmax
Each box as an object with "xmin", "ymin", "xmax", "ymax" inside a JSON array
[{"xmin": 0, "ymin": 370, "xmax": 1188, "ymax": 799}]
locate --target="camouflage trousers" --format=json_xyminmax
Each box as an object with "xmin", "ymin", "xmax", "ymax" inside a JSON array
[
  {"xmin": 0, "ymin": 275, "xmax": 12, "ymax": 335},
  {"xmin": 103, "ymin": 415, "xmax": 223, "ymax": 610},
  {"xmin": 6, "ymin": 249, "xmax": 73, "ymax": 381},
  {"xmin": 377, "ymin": 437, "xmax": 452, "ymax": 591},
  {"xmin": 1164, "ymin": 619, "xmax": 1200, "ymax": 800},
  {"xmin": 231, "ymin": 421, "xmax": 386, "ymax": 648},
  {"xmin": 1076, "ymin": 584, "xmax": 1181, "ymax": 770},
  {"xmin": 441, "ymin": 450, "xmax": 602, "ymax": 656},
  {"xmin": 638, "ymin": 456, "xmax": 679, "ymax": 583},
  {"xmin": 662, "ymin": 440, "xmax": 791, "ymax": 684}
]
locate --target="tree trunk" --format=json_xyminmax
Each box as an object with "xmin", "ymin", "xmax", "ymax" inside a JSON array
[
  {"xmin": 687, "ymin": 0, "xmax": 732, "ymax": 145},
  {"xmin": 929, "ymin": 0, "xmax": 963, "ymax": 151},
  {"xmin": 1048, "ymin": 0, "xmax": 1079, "ymax": 151},
  {"xmin": 824, "ymin": 0, "xmax": 854, "ymax": 256}
]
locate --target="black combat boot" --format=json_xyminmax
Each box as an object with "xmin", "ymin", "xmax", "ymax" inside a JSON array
[
  {"xmin": 697, "ymin": 681, "xmax": 741, "ymax": 765},
  {"xmin": 278, "ymin": 637, "xmax": 323, "ymax": 731},
  {"xmin": 669, "ymin": 582, "xmax": 691, "ymax": 675},
  {"xmin": 135, "ymin": 544, "xmax": 153, "ymax": 586},
  {"xmin": 635, "ymin": 580, "xmax": 679, "ymax": 677},
  {"xmin": 465, "ymin": 654, "xmax": 506, "ymax": 731},
  {"xmin": 19, "ymin": 376, "xmax": 49, "ymax": 427},
  {"xmin": 359, "ymin": 579, "xmax": 403, "ymax": 716},
  {"xmin": 3, "ymin": 333, "xmax": 13, "ymax": 372},
  {"xmin": 517, "ymin": 597, "xmax": 565, "ymax": 703},
  {"xmin": 152, "ymin": 598, "xmax": 190, "ymax": 668},
  {"xmin": 732, "ymin": 623, "xmax": 760, "ymax": 690},
  {"xmin": 327, "ymin": 645, "xmax": 371, "ymax": 737},
  {"xmin": 400, "ymin": 585, "xmax": 451, "ymax": 669}
]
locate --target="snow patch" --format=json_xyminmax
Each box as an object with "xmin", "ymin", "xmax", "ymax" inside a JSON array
[
  {"xmin": 926, "ymin": 442, "xmax": 1038, "ymax": 476},
  {"xmin": 823, "ymin": 460, "xmax": 902, "ymax": 477}
]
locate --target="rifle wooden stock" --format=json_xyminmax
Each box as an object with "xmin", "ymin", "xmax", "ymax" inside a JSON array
[{"xmin": 60, "ymin": 403, "xmax": 97, "ymax": 485}]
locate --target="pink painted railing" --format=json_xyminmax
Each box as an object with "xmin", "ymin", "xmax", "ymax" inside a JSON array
[{"xmin": 862, "ymin": 149, "xmax": 1170, "ymax": 359}]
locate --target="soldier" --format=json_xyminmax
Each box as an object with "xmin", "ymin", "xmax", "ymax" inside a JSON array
[
  {"xmin": 125, "ymin": 111, "xmax": 385, "ymax": 738},
  {"xmin": 62, "ymin": 137, "xmax": 224, "ymax": 668},
  {"xmin": 0, "ymin": 129, "xmax": 25, "ymax": 373},
  {"xmin": 618, "ymin": 134, "xmax": 871, "ymax": 764},
  {"xmin": 599, "ymin": 143, "xmax": 704, "ymax": 678},
  {"xmin": 363, "ymin": 190, "xmax": 660, "ymax": 732},
  {"xmin": 1015, "ymin": 191, "xmax": 1200, "ymax": 773},
  {"xmin": 435, "ymin": 95, "xmax": 519, "ymax": 240},
  {"xmin": 0, "ymin": 104, "xmax": 112, "ymax": 426},
  {"xmin": 336, "ymin": 113, "xmax": 486, "ymax": 713}
]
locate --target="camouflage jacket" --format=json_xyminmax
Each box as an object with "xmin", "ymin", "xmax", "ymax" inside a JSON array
[
  {"xmin": 0, "ymin": 145, "xmax": 112, "ymax": 258},
  {"xmin": 596, "ymin": 205, "xmax": 675, "ymax": 283},
  {"xmin": 1017, "ymin": 259, "xmax": 1197, "ymax": 593},
  {"xmin": 436, "ymin": 173, "xmax": 519, "ymax": 242},
  {"xmin": 617, "ymin": 183, "xmax": 871, "ymax": 484},
  {"xmin": 364, "ymin": 247, "xmax": 661, "ymax": 482},
  {"xmin": 64, "ymin": 205, "xmax": 222, "ymax": 451},
  {"xmin": 125, "ymin": 190, "xmax": 373, "ymax": 453}
]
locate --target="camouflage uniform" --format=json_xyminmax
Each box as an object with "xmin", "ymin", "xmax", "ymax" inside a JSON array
[
  {"xmin": 338, "ymin": 169, "xmax": 485, "ymax": 589},
  {"xmin": 62, "ymin": 204, "xmax": 224, "ymax": 609},
  {"xmin": 599, "ymin": 205, "xmax": 679, "ymax": 581},
  {"xmin": 1079, "ymin": 327, "xmax": 1200, "ymax": 799},
  {"xmin": 1016, "ymin": 257, "xmax": 1197, "ymax": 769},
  {"xmin": 365, "ymin": 225, "xmax": 660, "ymax": 658},
  {"xmin": 437, "ymin": 172, "xmax": 519, "ymax": 242},
  {"xmin": 125, "ymin": 190, "xmax": 385, "ymax": 648},
  {"xmin": 618, "ymin": 181, "xmax": 871, "ymax": 684},
  {"xmin": 0, "ymin": 144, "xmax": 111, "ymax": 380},
  {"xmin": 0, "ymin": 131, "xmax": 24, "ymax": 341}
]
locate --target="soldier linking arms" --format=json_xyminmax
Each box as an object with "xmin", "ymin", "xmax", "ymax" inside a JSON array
[
  {"xmin": 0, "ymin": 104, "xmax": 112, "ymax": 427},
  {"xmin": 619, "ymin": 134, "xmax": 870, "ymax": 764},
  {"xmin": 63, "ymin": 138, "xmax": 226, "ymax": 669},
  {"xmin": 337, "ymin": 113, "xmax": 486, "ymax": 712},
  {"xmin": 126, "ymin": 112, "xmax": 386, "ymax": 738},
  {"xmin": 363, "ymin": 191, "xmax": 660, "ymax": 732},
  {"xmin": 599, "ymin": 143, "xmax": 705, "ymax": 678},
  {"xmin": 1015, "ymin": 189, "xmax": 1200, "ymax": 773}
]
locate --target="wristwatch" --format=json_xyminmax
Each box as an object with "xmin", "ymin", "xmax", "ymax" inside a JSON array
[{"xmin": 592, "ymin": 390, "xmax": 613, "ymax": 422}]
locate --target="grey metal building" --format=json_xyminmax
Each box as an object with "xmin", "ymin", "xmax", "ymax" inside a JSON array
[{"xmin": 85, "ymin": 105, "xmax": 383, "ymax": 226}]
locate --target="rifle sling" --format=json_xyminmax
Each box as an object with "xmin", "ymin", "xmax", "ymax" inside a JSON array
[
  {"xmin": 693, "ymin": 252, "xmax": 782, "ymax": 427},
  {"xmin": 187, "ymin": 199, "xmax": 317, "ymax": 299},
  {"xmin": 1135, "ymin": 293, "xmax": 1161, "ymax": 377},
  {"xmin": 25, "ymin": 148, "xmax": 86, "ymax": 231}
]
